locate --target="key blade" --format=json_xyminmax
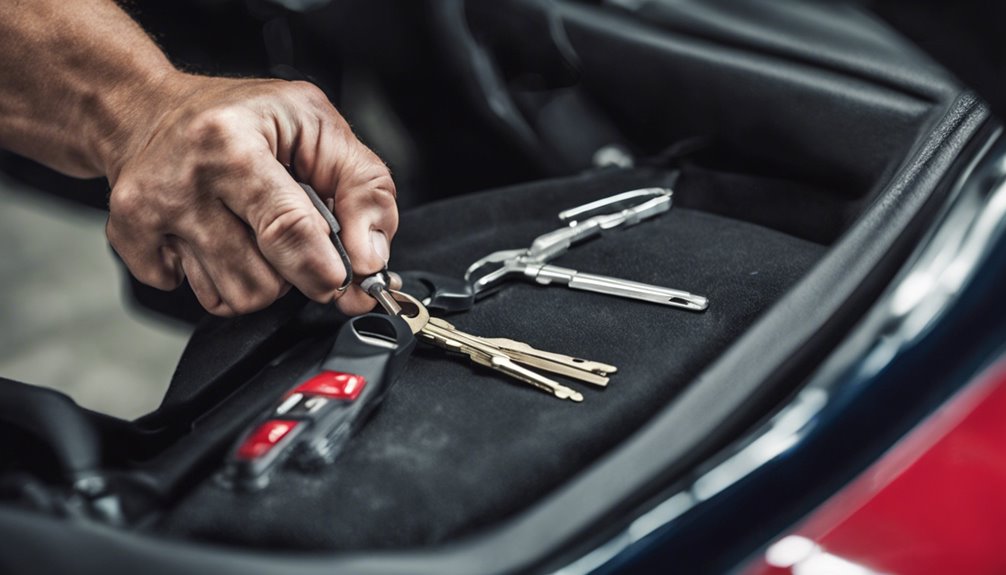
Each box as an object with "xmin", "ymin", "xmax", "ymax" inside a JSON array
[
  {"xmin": 418, "ymin": 329, "xmax": 465, "ymax": 353},
  {"xmin": 431, "ymin": 318, "xmax": 615, "ymax": 385},
  {"xmin": 421, "ymin": 321, "xmax": 497, "ymax": 362},
  {"xmin": 488, "ymin": 356, "xmax": 584, "ymax": 403},
  {"xmin": 421, "ymin": 321, "xmax": 584, "ymax": 403},
  {"xmin": 556, "ymin": 269, "xmax": 709, "ymax": 311},
  {"xmin": 558, "ymin": 188, "xmax": 672, "ymax": 225},
  {"xmin": 482, "ymin": 337, "xmax": 617, "ymax": 386}
]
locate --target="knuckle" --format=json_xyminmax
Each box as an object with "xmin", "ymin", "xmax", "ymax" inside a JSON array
[
  {"xmin": 208, "ymin": 304, "xmax": 236, "ymax": 318},
  {"xmin": 347, "ymin": 174, "xmax": 399, "ymax": 232},
  {"xmin": 184, "ymin": 110, "xmax": 260, "ymax": 180},
  {"xmin": 184, "ymin": 225, "xmax": 215, "ymax": 254},
  {"xmin": 289, "ymin": 81, "xmax": 328, "ymax": 106},
  {"xmin": 108, "ymin": 183, "xmax": 143, "ymax": 219},
  {"xmin": 370, "ymin": 173, "xmax": 397, "ymax": 203},
  {"xmin": 306, "ymin": 289, "xmax": 339, "ymax": 305},
  {"xmin": 106, "ymin": 218, "xmax": 180, "ymax": 291},
  {"xmin": 189, "ymin": 151, "xmax": 250, "ymax": 186},
  {"xmin": 263, "ymin": 274, "xmax": 289, "ymax": 301},
  {"xmin": 259, "ymin": 206, "xmax": 320, "ymax": 251},
  {"xmin": 160, "ymin": 274, "xmax": 184, "ymax": 291},
  {"xmin": 226, "ymin": 278, "xmax": 284, "ymax": 315},
  {"xmin": 187, "ymin": 108, "xmax": 241, "ymax": 144},
  {"xmin": 227, "ymin": 295, "xmax": 267, "ymax": 315},
  {"xmin": 194, "ymin": 288, "xmax": 231, "ymax": 317},
  {"xmin": 129, "ymin": 262, "xmax": 176, "ymax": 291}
]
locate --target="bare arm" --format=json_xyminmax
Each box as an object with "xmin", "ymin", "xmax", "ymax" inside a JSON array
[{"xmin": 0, "ymin": 0, "xmax": 397, "ymax": 316}]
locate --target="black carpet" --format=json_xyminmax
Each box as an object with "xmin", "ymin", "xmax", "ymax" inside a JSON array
[{"xmin": 160, "ymin": 167, "xmax": 827, "ymax": 550}]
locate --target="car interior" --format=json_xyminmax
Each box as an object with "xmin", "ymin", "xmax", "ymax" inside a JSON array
[{"xmin": 0, "ymin": 0, "xmax": 996, "ymax": 573}]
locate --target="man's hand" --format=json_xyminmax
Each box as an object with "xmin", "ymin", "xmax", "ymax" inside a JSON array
[
  {"xmin": 0, "ymin": 0, "xmax": 397, "ymax": 316},
  {"xmin": 105, "ymin": 75, "xmax": 397, "ymax": 316}
]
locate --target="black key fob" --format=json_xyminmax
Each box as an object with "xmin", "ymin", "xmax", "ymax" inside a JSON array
[{"xmin": 223, "ymin": 313, "xmax": 415, "ymax": 490}]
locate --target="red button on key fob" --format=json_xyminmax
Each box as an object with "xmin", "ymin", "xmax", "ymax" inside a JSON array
[
  {"xmin": 235, "ymin": 419, "xmax": 301, "ymax": 461},
  {"xmin": 292, "ymin": 371, "xmax": 367, "ymax": 401}
]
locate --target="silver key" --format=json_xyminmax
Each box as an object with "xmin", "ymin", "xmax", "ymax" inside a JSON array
[
  {"xmin": 465, "ymin": 188, "xmax": 709, "ymax": 311},
  {"xmin": 527, "ymin": 264, "xmax": 708, "ymax": 310}
]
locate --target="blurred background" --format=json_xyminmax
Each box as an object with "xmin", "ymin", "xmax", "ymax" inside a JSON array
[{"xmin": 0, "ymin": 177, "xmax": 189, "ymax": 419}]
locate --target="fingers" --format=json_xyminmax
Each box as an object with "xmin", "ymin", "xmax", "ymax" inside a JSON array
[
  {"xmin": 106, "ymin": 184, "xmax": 184, "ymax": 291},
  {"xmin": 329, "ymin": 205, "xmax": 396, "ymax": 315},
  {"xmin": 174, "ymin": 241, "xmax": 234, "ymax": 317},
  {"xmin": 388, "ymin": 271, "xmax": 403, "ymax": 290},
  {"xmin": 111, "ymin": 177, "xmax": 291, "ymax": 317},
  {"xmin": 288, "ymin": 111, "xmax": 398, "ymax": 315},
  {"xmin": 224, "ymin": 157, "xmax": 350, "ymax": 304},
  {"xmin": 337, "ymin": 195, "xmax": 397, "ymax": 275},
  {"xmin": 105, "ymin": 77, "xmax": 399, "ymax": 317},
  {"xmin": 182, "ymin": 207, "xmax": 289, "ymax": 316}
]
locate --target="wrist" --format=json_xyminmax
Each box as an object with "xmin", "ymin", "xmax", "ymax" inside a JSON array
[{"xmin": 91, "ymin": 65, "xmax": 192, "ymax": 185}]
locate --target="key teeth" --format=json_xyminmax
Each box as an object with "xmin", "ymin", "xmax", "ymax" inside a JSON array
[{"xmin": 554, "ymin": 387, "xmax": 584, "ymax": 402}]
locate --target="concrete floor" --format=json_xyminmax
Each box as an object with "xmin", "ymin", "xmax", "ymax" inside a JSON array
[{"xmin": 0, "ymin": 177, "xmax": 190, "ymax": 420}]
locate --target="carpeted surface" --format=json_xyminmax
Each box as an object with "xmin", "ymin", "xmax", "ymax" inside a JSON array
[{"xmin": 160, "ymin": 167, "xmax": 827, "ymax": 550}]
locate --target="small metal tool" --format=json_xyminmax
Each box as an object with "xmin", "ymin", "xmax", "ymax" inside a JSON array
[
  {"xmin": 300, "ymin": 183, "xmax": 353, "ymax": 292},
  {"xmin": 465, "ymin": 188, "xmax": 709, "ymax": 311},
  {"xmin": 361, "ymin": 271, "xmax": 403, "ymax": 317}
]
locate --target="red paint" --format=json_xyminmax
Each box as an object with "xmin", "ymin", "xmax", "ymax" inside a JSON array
[
  {"xmin": 235, "ymin": 419, "xmax": 300, "ymax": 461},
  {"xmin": 745, "ymin": 360, "xmax": 1006, "ymax": 575},
  {"xmin": 292, "ymin": 371, "xmax": 367, "ymax": 401}
]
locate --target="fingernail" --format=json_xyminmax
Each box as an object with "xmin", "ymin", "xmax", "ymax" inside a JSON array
[
  {"xmin": 387, "ymin": 271, "xmax": 402, "ymax": 289},
  {"xmin": 370, "ymin": 229, "xmax": 390, "ymax": 264}
]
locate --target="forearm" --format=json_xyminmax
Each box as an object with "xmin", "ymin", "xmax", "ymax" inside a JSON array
[{"xmin": 0, "ymin": 0, "xmax": 180, "ymax": 179}]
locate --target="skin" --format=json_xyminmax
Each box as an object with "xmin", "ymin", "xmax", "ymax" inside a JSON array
[{"xmin": 0, "ymin": 0, "xmax": 398, "ymax": 316}]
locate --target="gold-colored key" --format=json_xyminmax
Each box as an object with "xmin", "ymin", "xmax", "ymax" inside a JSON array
[
  {"xmin": 469, "ymin": 334, "xmax": 615, "ymax": 386},
  {"xmin": 420, "ymin": 317, "xmax": 585, "ymax": 402},
  {"xmin": 385, "ymin": 291, "xmax": 589, "ymax": 402},
  {"xmin": 433, "ymin": 320, "xmax": 616, "ymax": 387}
]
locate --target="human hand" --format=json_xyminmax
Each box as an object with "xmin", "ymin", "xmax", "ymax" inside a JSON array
[{"xmin": 101, "ymin": 74, "xmax": 397, "ymax": 316}]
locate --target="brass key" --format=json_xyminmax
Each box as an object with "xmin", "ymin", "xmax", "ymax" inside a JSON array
[
  {"xmin": 436, "ymin": 321, "xmax": 616, "ymax": 387},
  {"xmin": 420, "ymin": 317, "xmax": 584, "ymax": 402},
  {"xmin": 386, "ymin": 291, "xmax": 587, "ymax": 402}
]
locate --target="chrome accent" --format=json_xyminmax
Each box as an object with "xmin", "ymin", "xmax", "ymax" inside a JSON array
[
  {"xmin": 553, "ymin": 128, "xmax": 1006, "ymax": 575},
  {"xmin": 466, "ymin": 188, "xmax": 708, "ymax": 310}
]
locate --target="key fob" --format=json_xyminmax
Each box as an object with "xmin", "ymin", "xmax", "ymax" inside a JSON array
[{"xmin": 222, "ymin": 313, "xmax": 415, "ymax": 490}]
